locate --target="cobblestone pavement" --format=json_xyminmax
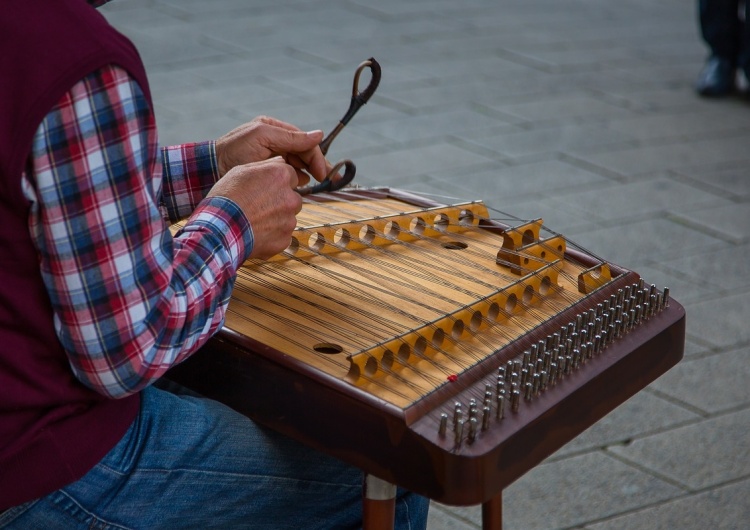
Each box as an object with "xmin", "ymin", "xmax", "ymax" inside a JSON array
[{"xmin": 101, "ymin": 1, "xmax": 749, "ymax": 528}]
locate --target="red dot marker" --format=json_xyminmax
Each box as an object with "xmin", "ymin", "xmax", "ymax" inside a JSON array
[{"xmin": 447, "ymin": 374, "xmax": 458, "ymax": 382}]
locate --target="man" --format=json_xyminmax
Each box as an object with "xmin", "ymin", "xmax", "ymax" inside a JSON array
[
  {"xmin": 695, "ymin": 0, "xmax": 750, "ymax": 96},
  {"xmin": 0, "ymin": 0, "xmax": 429, "ymax": 527}
]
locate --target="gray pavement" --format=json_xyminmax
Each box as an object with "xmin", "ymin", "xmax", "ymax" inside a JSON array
[{"xmin": 101, "ymin": 0, "xmax": 749, "ymax": 528}]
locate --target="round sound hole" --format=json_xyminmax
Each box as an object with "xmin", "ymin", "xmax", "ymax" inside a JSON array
[
  {"xmin": 313, "ymin": 343, "xmax": 343, "ymax": 354},
  {"xmin": 442, "ymin": 241, "xmax": 467, "ymax": 250}
]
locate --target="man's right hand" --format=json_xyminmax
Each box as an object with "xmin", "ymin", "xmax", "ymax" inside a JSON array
[{"xmin": 206, "ymin": 157, "xmax": 302, "ymax": 260}]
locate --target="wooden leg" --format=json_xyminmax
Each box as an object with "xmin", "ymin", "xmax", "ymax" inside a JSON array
[
  {"xmin": 482, "ymin": 490, "xmax": 503, "ymax": 530},
  {"xmin": 362, "ymin": 474, "xmax": 396, "ymax": 530}
]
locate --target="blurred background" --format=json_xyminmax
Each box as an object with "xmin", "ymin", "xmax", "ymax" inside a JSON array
[{"xmin": 101, "ymin": 1, "xmax": 749, "ymax": 528}]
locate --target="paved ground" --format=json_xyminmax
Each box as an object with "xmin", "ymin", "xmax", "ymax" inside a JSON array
[{"xmin": 101, "ymin": 1, "xmax": 749, "ymax": 528}]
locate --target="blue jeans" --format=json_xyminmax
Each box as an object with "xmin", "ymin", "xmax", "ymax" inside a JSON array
[{"xmin": 0, "ymin": 384, "xmax": 429, "ymax": 529}]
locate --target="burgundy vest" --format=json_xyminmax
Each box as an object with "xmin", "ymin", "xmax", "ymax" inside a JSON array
[{"xmin": 0, "ymin": 0, "xmax": 150, "ymax": 508}]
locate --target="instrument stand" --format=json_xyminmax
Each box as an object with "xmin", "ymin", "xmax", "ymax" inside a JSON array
[
  {"xmin": 482, "ymin": 492, "xmax": 503, "ymax": 529},
  {"xmin": 362, "ymin": 474, "xmax": 502, "ymax": 530},
  {"xmin": 362, "ymin": 474, "xmax": 397, "ymax": 530}
]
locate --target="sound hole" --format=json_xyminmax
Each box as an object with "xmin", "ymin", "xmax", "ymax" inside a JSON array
[
  {"xmin": 313, "ymin": 343, "xmax": 343, "ymax": 354},
  {"xmin": 442, "ymin": 241, "xmax": 467, "ymax": 250}
]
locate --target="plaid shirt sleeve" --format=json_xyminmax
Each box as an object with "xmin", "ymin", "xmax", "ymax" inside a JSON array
[{"xmin": 23, "ymin": 64, "xmax": 254, "ymax": 398}]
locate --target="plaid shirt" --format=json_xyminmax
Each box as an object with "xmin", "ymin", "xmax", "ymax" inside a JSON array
[{"xmin": 22, "ymin": 64, "xmax": 253, "ymax": 398}]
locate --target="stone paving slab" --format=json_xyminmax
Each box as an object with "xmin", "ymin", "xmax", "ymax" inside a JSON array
[
  {"xmin": 572, "ymin": 135, "xmax": 750, "ymax": 179},
  {"xmin": 551, "ymin": 390, "xmax": 701, "ymax": 458},
  {"xmin": 434, "ymin": 451, "xmax": 685, "ymax": 530},
  {"xmin": 564, "ymin": 217, "xmax": 727, "ymax": 270},
  {"xmin": 659, "ymin": 243, "xmax": 750, "ymax": 293},
  {"xmin": 683, "ymin": 292, "xmax": 750, "ymax": 349},
  {"xmin": 675, "ymin": 164, "xmax": 750, "ymax": 200},
  {"xmin": 585, "ymin": 477, "xmax": 750, "ymax": 530},
  {"xmin": 608, "ymin": 408, "xmax": 750, "ymax": 491},
  {"xmin": 462, "ymin": 124, "xmax": 637, "ymax": 161},
  {"xmin": 629, "ymin": 264, "xmax": 716, "ymax": 306},
  {"xmin": 649, "ymin": 346, "xmax": 750, "ymax": 414},
  {"xmin": 670, "ymin": 202, "xmax": 750, "ymax": 245},
  {"xmin": 551, "ymin": 176, "xmax": 730, "ymax": 222}
]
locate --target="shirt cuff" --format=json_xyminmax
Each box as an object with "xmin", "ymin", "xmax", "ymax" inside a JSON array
[{"xmin": 179, "ymin": 196, "xmax": 254, "ymax": 270}]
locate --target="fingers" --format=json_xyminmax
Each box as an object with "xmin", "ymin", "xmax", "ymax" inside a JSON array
[
  {"xmin": 209, "ymin": 157, "xmax": 302, "ymax": 259},
  {"xmin": 253, "ymin": 118, "xmax": 329, "ymax": 182},
  {"xmin": 216, "ymin": 116, "xmax": 331, "ymax": 182}
]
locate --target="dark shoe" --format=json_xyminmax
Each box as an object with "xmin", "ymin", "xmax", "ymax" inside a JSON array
[{"xmin": 695, "ymin": 56, "xmax": 735, "ymax": 97}]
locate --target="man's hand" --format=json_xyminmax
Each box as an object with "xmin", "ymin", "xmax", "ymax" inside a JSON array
[
  {"xmin": 206, "ymin": 157, "xmax": 302, "ymax": 259},
  {"xmin": 216, "ymin": 116, "xmax": 330, "ymax": 186}
]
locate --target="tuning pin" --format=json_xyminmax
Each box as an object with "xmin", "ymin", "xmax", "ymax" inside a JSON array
[
  {"xmin": 496, "ymin": 395, "xmax": 505, "ymax": 420},
  {"xmin": 438, "ymin": 413, "xmax": 448, "ymax": 437},
  {"xmin": 468, "ymin": 417, "xmax": 478, "ymax": 444},
  {"xmin": 455, "ymin": 419, "xmax": 465, "ymax": 446}
]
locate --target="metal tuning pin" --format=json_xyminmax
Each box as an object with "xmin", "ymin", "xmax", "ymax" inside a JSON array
[
  {"xmin": 439, "ymin": 413, "xmax": 448, "ymax": 437},
  {"xmin": 455, "ymin": 419, "xmax": 465, "ymax": 446},
  {"xmin": 511, "ymin": 390, "xmax": 521, "ymax": 412},
  {"xmin": 469, "ymin": 399, "xmax": 478, "ymax": 420},
  {"xmin": 496, "ymin": 394, "xmax": 505, "ymax": 420},
  {"xmin": 468, "ymin": 417, "xmax": 478, "ymax": 444}
]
